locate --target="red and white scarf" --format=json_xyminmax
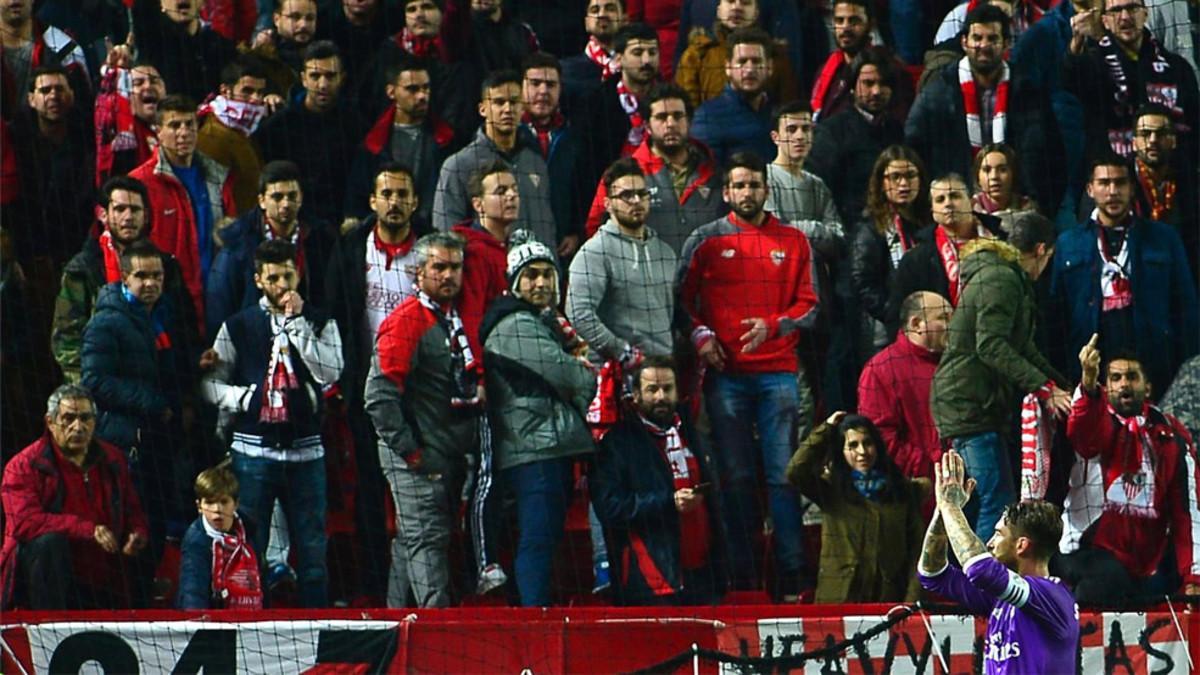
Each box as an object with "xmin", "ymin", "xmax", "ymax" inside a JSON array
[
  {"xmin": 98, "ymin": 230, "xmax": 123, "ymax": 283},
  {"xmin": 198, "ymin": 95, "xmax": 267, "ymax": 137},
  {"xmin": 958, "ymin": 56, "xmax": 1009, "ymax": 155},
  {"xmin": 398, "ymin": 27, "xmax": 441, "ymax": 60},
  {"xmin": 810, "ymin": 49, "xmax": 851, "ymax": 122},
  {"xmin": 934, "ymin": 225, "xmax": 966, "ymax": 306},
  {"xmin": 584, "ymin": 36, "xmax": 620, "ymax": 81},
  {"xmin": 1093, "ymin": 209, "xmax": 1133, "ymax": 312},
  {"xmin": 1019, "ymin": 383, "xmax": 1056, "ymax": 499},
  {"xmin": 203, "ymin": 516, "xmax": 263, "ymax": 610},
  {"xmin": 259, "ymin": 299, "xmax": 299, "ymax": 423},
  {"xmin": 416, "ymin": 289, "xmax": 480, "ymax": 408},
  {"xmin": 617, "ymin": 79, "xmax": 645, "ymax": 155}
]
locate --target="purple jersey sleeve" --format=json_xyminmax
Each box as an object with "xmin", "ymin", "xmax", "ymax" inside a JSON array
[
  {"xmin": 964, "ymin": 555, "xmax": 1079, "ymax": 641},
  {"xmin": 918, "ymin": 562, "xmax": 996, "ymax": 615}
]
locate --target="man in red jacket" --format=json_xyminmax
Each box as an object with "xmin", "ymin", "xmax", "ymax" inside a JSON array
[
  {"xmin": 858, "ymin": 291, "xmax": 952, "ymax": 483},
  {"xmin": 1, "ymin": 385, "xmax": 149, "ymax": 609},
  {"xmin": 1056, "ymin": 336, "xmax": 1200, "ymax": 604},
  {"xmin": 452, "ymin": 160, "xmax": 519, "ymax": 357},
  {"xmin": 677, "ymin": 151, "xmax": 819, "ymax": 599}
]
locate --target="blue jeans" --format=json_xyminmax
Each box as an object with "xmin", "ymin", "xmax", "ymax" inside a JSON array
[
  {"xmin": 952, "ymin": 432, "xmax": 1014, "ymax": 541},
  {"xmin": 705, "ymin": 372, "xmax": 805, "ymax": 589},
  {"xmin": 231, "ymin": 452, "xmax": 328, "ymax": 607},
  {"xmin": 503, "ymin": 457, "xmax": 573, "ymax": 607}
]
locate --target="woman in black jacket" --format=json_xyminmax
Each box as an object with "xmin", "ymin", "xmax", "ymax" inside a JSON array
[{"xmin": 849, "ymin": 145, "xmax": 930, "ymax": 363}]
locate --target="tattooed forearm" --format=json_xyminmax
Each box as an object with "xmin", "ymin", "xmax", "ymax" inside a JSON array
[
  {"xmin": 919, "ymin": 511, "xmax": 949, "ymax": 574},
  {"xmin": 940, "ymin": 502, "xmax": 988, "ymax": 563}
]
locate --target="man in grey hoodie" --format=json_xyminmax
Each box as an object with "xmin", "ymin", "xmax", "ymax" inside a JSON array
[{"xmin": 567, "ymin": 157, "xmax": 677, "ymax": 370}]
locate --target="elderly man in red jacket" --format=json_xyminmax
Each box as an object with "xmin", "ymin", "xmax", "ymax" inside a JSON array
[
  {"xmin": 858, "ymin": 290, "xmax": 952, "ymax": 483},
  {"xmin": 1, "ymin": 385, "xmax": 149, "ymax": 609}
]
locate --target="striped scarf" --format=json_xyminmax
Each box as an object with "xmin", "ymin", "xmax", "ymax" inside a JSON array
[
  {"xmin": 416, "ymin": 289, "xmax": 480, "ymax": 408},
  {"xmin": 958, "ymin": 56, "xmax": 1009, "ymax": 155}
]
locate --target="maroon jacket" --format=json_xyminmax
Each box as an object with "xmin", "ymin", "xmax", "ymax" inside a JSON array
[
  {"xmin": 857, "ymin": 331, "xmax": 942, "ymax": 480},
  {"xmin": 1, "ymin": 432, "xmax": 149, "ymax": 607}
]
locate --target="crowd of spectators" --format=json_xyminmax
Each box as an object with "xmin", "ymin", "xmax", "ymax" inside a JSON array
[{"xmin": 1, "ymin": 0, "xmax": 1197, "ymax": 612}]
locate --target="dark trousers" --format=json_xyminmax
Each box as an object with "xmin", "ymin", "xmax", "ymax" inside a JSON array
[
  {"xmin": 15, "ymin": 533, "xmax": 151, "ymax": 609},
  {"xmin": 503, "ymin": 457, "xmax": 574, "ymax": 607},
  {"xmin": 1052, "ymin": 546, "xmax": 1152, "ymax": 607}
]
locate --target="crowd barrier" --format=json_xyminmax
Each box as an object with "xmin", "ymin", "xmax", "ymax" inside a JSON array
[{"xmin": 3, "ymin": 603, "xmax": 1197, "ymax": 673}]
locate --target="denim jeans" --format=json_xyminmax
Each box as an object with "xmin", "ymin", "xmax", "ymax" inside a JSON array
[
  {"xmin": 705, "ymin": 371, "xmax": 805, "ymax": 589},
  {"xmin": 502, "ymin": 457, "xmax": 574, "ymax": 607},
  {"xmin": 952, "ymin": 432, "xmax": 1014, "ymax": 541},
  {"xmin": 231, "ymin": 452, "xmax": 328, "ymax": 607}
]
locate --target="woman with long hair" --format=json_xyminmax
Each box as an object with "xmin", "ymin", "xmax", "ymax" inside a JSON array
[
  {"xmin": 850, "ymin": 145, "xmax": 930, "ymax": 358},
  {"xmin": 786, "ymin": 411, "xmax": 928, "ymax": 603},
  {"xmin": 972, "ymin": 143, "xmax": 1038, "ymax": 235}
]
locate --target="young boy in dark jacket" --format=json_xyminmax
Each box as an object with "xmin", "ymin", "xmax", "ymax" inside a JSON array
[{"xmin": 177, "ymin": 466, "xmax": 263, "ymax": 610}]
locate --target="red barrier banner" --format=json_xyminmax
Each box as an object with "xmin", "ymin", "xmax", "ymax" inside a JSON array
[{"xmin": 1, "ymin": 607, "xmax": 1196, "ymax": 673}]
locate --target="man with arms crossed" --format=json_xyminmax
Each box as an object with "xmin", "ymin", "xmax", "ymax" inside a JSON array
[{"xmin": 919, "ymin": 451, "xmax": 1079, "ymax": 674}]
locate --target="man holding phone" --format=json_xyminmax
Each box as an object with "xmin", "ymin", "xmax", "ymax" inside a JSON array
[{"xmin": 590, "ymin": 356, "xmax": 727, "ymax": 606}]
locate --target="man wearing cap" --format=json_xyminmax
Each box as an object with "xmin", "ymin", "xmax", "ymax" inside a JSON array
[{"xmin": 480, "ymin": 234, "xmax": 597, "ymax": 607}]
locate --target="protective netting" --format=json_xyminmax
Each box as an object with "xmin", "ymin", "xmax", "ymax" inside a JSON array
[{"xmin": 1, "ymin": 0, "xmax": 1199, "ymax": 672}]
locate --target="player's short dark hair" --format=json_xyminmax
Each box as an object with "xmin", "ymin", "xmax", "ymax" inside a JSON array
[
  {"xmin": 1002, "ymin": 500, "xmax": 1062, "ymax": 562},
  {"xmin": 614, "ymin": 22, "xmax": 658, "ymax": 54},
  {"xmin": 254, "ymin": 239, "xmax": 297, "ymax": 271},
  {"xmin": 602, "ymin": 157, "xmax": 645, "ymax": 191}
]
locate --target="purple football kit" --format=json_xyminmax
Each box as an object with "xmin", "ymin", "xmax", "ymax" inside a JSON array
[{"xmin": 920, "ymin": 554, "xmax": 1079, "ymax": 674}]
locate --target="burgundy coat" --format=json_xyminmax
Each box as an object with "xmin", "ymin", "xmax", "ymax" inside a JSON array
[{"xmin": 857, "ymin": 331, "xmax": 942, "ymax": 480}]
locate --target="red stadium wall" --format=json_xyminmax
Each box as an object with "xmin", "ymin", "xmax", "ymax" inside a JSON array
[{"xmin": 2, "ymin": 604, "xmax": 1197, "ymax": 673}]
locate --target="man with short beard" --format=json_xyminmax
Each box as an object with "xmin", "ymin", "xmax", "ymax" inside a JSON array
[
  {"xmin": 433, "ymin": 70, "xmax": 556, "ymax": 247},
  {"xmin": 196, "ymin": 58, "xmax": 271, "ymax": 214},
  {"xmin": 561, "ymin": 0, "xmax": 625, "ymax": 104},
  {"xmin": 858, "ymin": 291, "xmax": 952, "ymax": 484},
  {"xmin": 809, "ymin": 0, "xmax": 913, "ymax": 123},
  {"xmin": 1064, "ymin": 0, "xmax": 1198, "ymax": 162},
  {"xmin": 202, "ymin": 239, "xmax": 344, "ymax": 608},
  {"xmin": 53, "ymin": 177, "xmax": 192, "ymax": 383},
  {"xmin": 456, "ymin": 0, "xmax": 539, "ymax": 75},
  {"xmin": 248, "ymin": 0, "xmax": 317, "ymax": 97},
  {"xmin": 906, "ymin": 4, "xmax": 1064, "ymax": 213},
  {"xmin": 1049, "ymin": 154, "xmax": 1197, "ymax": 394},
  {"xmin": 677, "ymin": 151, "xmax": 818, "ymax": 599},
  {"xmin": 807, "ymin": 48, "xmax": 905, "ymax": 228},
  {"xmin": 585, "ymin": 23, "xmax": 661, "ymax": 172},
  {"xmin": 591, "ymin": 356, "xmax": 725, "ymax": 606},
  {"xmin": 129, "ymin": 0, "xmax": 235, "ymax": 103},
  {"xmin": 95, "ymin": 62, "xmax": 166, "ymax": 184},
  {"xmin": 206, "ymin": 161, "xmax": 335, "ymax": 338},
  {"xmin": 585, "ymin": 83, "xmax": 725, "ymax": 254},
  {"xmin": 364, "ymin": 231, "xmax": 481, "ymax": 608},
  {"xmin": 1056, "ymin": 340, "xmax": 1200, "ymax": 604},
  {"xmin": 349, "ymin": 62, "xmax": 456, "ymax": 231},
  {"xmin": 691, "ymin": 28, "xmax": 777, "ymax": 165},
  {"xmin": 1127, "ymin": 103, "xmax": 1196, "ymax": 254},
  {"xmin": 315, "ymin": 0, "xmax": 403, "ymax": 107}
]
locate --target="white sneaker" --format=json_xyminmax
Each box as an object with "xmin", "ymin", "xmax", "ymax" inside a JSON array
[{"xmin": 476, "ymin": 563, "xmax": 508, "ymax": 595}]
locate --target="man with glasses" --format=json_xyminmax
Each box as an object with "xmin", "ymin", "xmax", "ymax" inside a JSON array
[
  {"xmin": 1064, "ymin": 0, "xmax": 1198, "ymax": 161},
  {"xmin": 1049, "ymin": 153, "xmax": 1197, "ymax": 394},
  {"xmin": 1, "ymin": 385, "xmax": 150, "ymax": 609},
  {"xmin": 1128, "ymin": 103, "xmax": 1196, "ymax": 253},
  {"xmin": 434, "ymin": 70, "xmax": 557, "ymax": 249}
]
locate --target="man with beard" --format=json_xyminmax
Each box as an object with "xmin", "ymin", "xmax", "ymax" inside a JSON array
[
  {"xmin": 1056, "ymin": 340, "xmax": 1200, "ymax": 604},
  {"xmin": 1064, "ymin": 0, "xmax": 1198, "ymax": 162},
  {"xmin": 364, "ymin": 231, "xmax": 481, "ymax": 608},
  {"xmin": 248, "ymin": 0, "xmax": 317, "ymax": 98},
  {"xmin": 809, "ymin": 0, "xmax": 913, "ymax": 124},
  {"xmin": 561, "ymin": 0, "xmax": 625, "ymax": 105},
  {"xmin": 455, "ymin": 0, "xmax": 539, "ymax": 75},
  {"xmin": 130, "ymin": 94, "xmax": 238, "ymax": 329},
  {"xmin": 95, "ymin": 62, "xmax": 166, "ymax": 184},
  {"xmin": 433, "ymin": 70, "xmax": 556, "ymax": 248},
  {"xmin": 858, "ymin": 291, "xmax": 952, "ymax": 484},
  {"xmin": 569, "ymin": 158, "xmax": 676, "ymax": 369},
  {"xmin": 53, "ymin": 177, "xmax": 192, "ymax": 383},
  {"xmin": 677, "ymin": 151, "xmax": 819, "ymax": 599},
  {"xmin": 691, "ymin": 28, "xmax": 777, "ymax": 165},
  {"xmin": 82, "ymin": 240, "xmax": 200, "ymax": 565},
  {"xmin": 906, "ymin": 5, "xmax": 1064, "ymax": 213},
  {"xmin": 481, "ymin": 237, "xmax": 596, "ymax": 606},
  {"xmin": 585, "ymin": 83, "xmax": 724, "ymax": 254},
  {"xmin": 591, "ymin": 356, "xmax": 725, "ymax": 606},
  {"xmin": 129, "ymin": 0, "xmax": 236, "ymax": 103},
  {"xmin": 1049, "ymin": 154, "xmax": 1197, "ymax": 395},
  {"xmin": 202, "ymin": 239, "xmax": 344, "ymax": 608},
  {"xmin": 807, "ymin": 48, "xmax": 905, "ymax": 229},
  {"xmin": 1127, "ymin": 104, "xmax": 1196, "ymax": 267},
  {"xmin": 315, "ymin": 0, "xmax": 403, "ymax": 108},
  {"xmin": 206, "ymin": 161, "xmax": 335, "ymax": 338},
  {"xmin": 348, "ymin": 62, "xmax": 455, "ymax": 232},
  {"xmin": 325, "ymin": 162, "xmax": 421, "ymax": 604},
  {"xmin": 585, "ymin": 23, "xmax": 661, "ymax": 175},
  {"xmin": 196, "ymin": 58, "xmax": 271, "ymax": 214}
]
